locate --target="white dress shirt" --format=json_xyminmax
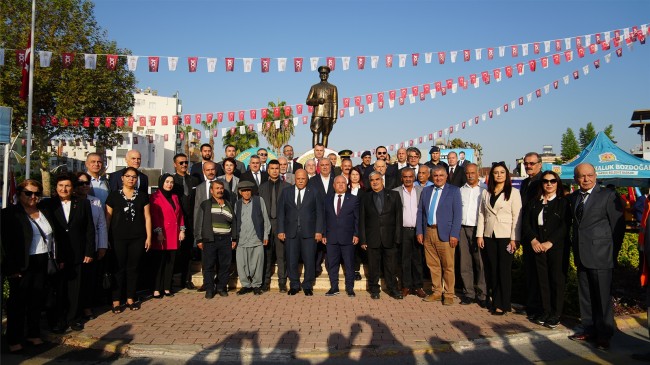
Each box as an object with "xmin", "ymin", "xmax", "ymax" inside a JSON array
[{"xmin": 460, "ymin": 183, "xmax": 484, "ymax": 226}]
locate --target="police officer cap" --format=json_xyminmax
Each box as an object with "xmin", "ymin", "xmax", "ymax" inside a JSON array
[
  {"xmin": 318, "ymin": 66, "xmax": 331, "ymax": 74},
  {"xmin": 361, "ymin": 150, "xmax": 371, "ymax": 158},
  {"xmin": 429, "ymin": 146, "xmax": 440, "ymax": 154},
  {"xmin": 338, "ymin": 149, "xmax": 353, "ymax": 159}
]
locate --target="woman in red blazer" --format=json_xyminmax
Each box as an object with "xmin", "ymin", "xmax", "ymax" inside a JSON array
[{"xmin": 150, "ymin": 174, "xmax": 185, "ymax": 298}]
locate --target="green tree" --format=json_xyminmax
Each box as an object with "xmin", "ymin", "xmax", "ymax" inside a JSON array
[
  {"xmin": 561, "ymin": 127, "xmax": 581, "ymax": 162},
  {"xmin": 221, "ymin": 120, "xmax": 259, "ymax": 155},
  {"xmin": 177, "ymin": 125, "xmax": 194, "ymax": 159},
  {"xmin": 1, "ymin": 0, "xmax": 136, "ymax": 193},
  {"xmin": 604, "ymin": 124, "xmax": 616, "ymax": 143},
  {"xmin": 578, "ymin": 122, "xmax": 597, "ymax": 149},
  {"xmin": 261, "ymin": 101, "xmax": 295, "ymax": 154}
]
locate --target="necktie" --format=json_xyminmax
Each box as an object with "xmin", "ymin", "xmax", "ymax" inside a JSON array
[
  {"xmin": 336, "ymin": 194, "xmax": 342, "ymax": 216},
  {"xmin": 428, "ymin": 188, "xmax": 440, "ymax": 225},
  {"xmin": 450, "ymin": 167, "xmax": 454, "ymax": 176},
  {"xmin": 182, "ymin": 175, "xmax": 189, "ymax": 195},
  {"xmin": 373, "ymin": 192, "xmax": 383, "ymax": 213},
  {"xmin": 315, "ymin": 159, "xmax": 321, "ymax": 174},
  {"xmin": 296, "ymin": 188, "xmax": 302, "ymax": 209},
  {"xmin": 287, "ymin": 163, "xmax": 292, "ymax": 173},
  {"xmin": 261, "ymin": 164, "xmax": 266, "ymax": 172},
  {"xmin": 270, "ymin": 182, "xmax": 277, "ymax": 219},
  {"xmin": 254, "ymin": 172, "xmax": 260, "ymax": 185},
  {"xmin": 576, "ymin": 192, "xmax": 588, "ymax": 223},
  {"xmin": 281, "ymin": 174, "xmax": 285, "ymax": 182}
]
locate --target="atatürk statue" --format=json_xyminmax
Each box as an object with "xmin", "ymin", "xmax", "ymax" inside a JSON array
[{"xmin": 306, "ymin": 66, "xmax": 338, "ymax": 148}]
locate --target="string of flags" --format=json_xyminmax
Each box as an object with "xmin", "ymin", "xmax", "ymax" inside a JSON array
[{"xmin": 3, "ymin": 24, "xmax": 647, "ymax": 73}]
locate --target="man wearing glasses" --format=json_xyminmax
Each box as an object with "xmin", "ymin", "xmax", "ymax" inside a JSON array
[
  {"xmin": 172, "ymin": 153, "xmax": 200, "ymax": 290},
  {"xmin": 404, "ymin": 147, "xmax": 422, "ymax": 176},
  {"xmin": 257, "ymin": 148, "xmax": 269, "ymax": 172},
  {"xmin": 520, "ymin": 152, "xmax": 543, "ymax": 322},
  {"xmin": 363, "ymin": 146, "xmax": 397, "ymax": 184}
]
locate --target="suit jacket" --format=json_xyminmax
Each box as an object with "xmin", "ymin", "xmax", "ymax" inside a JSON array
[
  {"xmin": 172, "ymin": 173, "xmax": 198, "ymax": 230},
  {"xmin": 190, "ymin": 161, "xmax": 224, "ymax": 183},
  {"xmin": 287, "ymin": 160, "xmax": 303, "ymax": 174},
  {"xmin": 522, "ymin": 196, "xmax": 571, "ymax": 248},
  {"xmin": 359, "ymin": 189, "xmax": 402, "ymax": 248},
  {"xmin": 324, "ymin": 193, "xmax": 359, "ymax": 245},
  {"xmin": 447, "ymin": 165, "xmax": 467, "ymax": 187},
  {"xmin": 309, "ymin": 174, "xmax": 335, "ymax": 199},
  {"xmin": 1, "ymin": 204, "xmax": 58, "ymax": 275},
  {"xmin": 240, "ymin": 170, "xmax": 269, "ymax": 188},
  {"xmin": 217, "ymin": 175, "xmax": 240, "ymax": 196},
  {"xmin": 109, "ymin": 168, "xmax": 149, "ymax": 194},
  {"xmin": 193, "ymin": 180, "xmax": 211, "ymax": 239},
  {"xmin": 476, "ymin": 188, "xmax": 523, "ymax": 241},
  {"xmin": 416, "ymin": 184, "xmax": 462, "ymax": 242},
  {"xmin": 393, "ymin": 185, "xmax": 423, "ymax": 226},
  {"xmin": 277, "ymin": 186, "xmax": 324, "ymax": 239},
  {"xmin": 150, "ymin": 190, "xmax": 185, "ymax": 250},
  {"xmin": 259, "ymin": 179, "xmax": 291, "ymax": 222},
  {"xmin": 362, "ymin": 173, "xmax": 398, "ymax": 191},
  {"xmin": 42, "ymin": 196, "xmax": 95, "ymax": 265},
  {"xmin": 570, "ymin": 185, "xmax": 624, "ymax": 269},
  {"xmin": 424, "ymin": 160, "xmax": 449, "ymax": 173}
]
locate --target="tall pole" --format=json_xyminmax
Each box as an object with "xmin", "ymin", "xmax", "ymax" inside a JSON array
[{"xmin": 24, "ymin": 0, "xmax": 36, "ymax": 178}]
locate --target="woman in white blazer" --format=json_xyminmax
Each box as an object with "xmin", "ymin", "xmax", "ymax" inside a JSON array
[{"xmin": 477, "ymin": 162, "xmax": 522, "ymax": 315}]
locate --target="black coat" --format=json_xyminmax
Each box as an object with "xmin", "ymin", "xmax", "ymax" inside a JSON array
[
  {"xmin": 447, "ymin": 165, "xmax": 467, "ymax": 187},
  {"xmin": 240, "ymin": 170, "xmax": 269, "ymax": 188},
  {"xmin": 522, "ymin": 196, "xmax": 571, "ymax": 248},
  {"xmin": 109, "ymin": 168, "xmax": 149, "ymax": 194},
  {"xmin": 359, "ymin": 189, "xmax": 402, "ymax": 249},
  {"xmin": 41, "ymin": 196, "xmax": 95, "ymax": 265}
]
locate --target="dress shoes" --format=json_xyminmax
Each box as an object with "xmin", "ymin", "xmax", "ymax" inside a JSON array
[
  {"xmin": 412, "ymin": 288, "xmax": 427, "ymax": 298},
  {"xmin": 460, "ymin": 297, "xmax": 474, "ymax": 305},
  {"xmin": 164, "ymin": 292, "xmax": 174, "ymax": 297},
  {"xmin": 304, "ymin": 289, "xmax": 314, "ymax": 296},
  {"xmin": 544, "ymin": 317, "xmax": 560, "ymax": 329},
  {"xmin": 568, "ymin": 333, "xmax": 594, "ymax": 342},
  {"xmin": 279, "ymin": 284, "xmax": 288, "ymax": 293},
  {"xmin": 185, "ymin": 281, "xmax": 196, "ymax": 290},
  {"xmin": 216, "ymin": 290, "xmax": 228, "ymax": 297},
  {"xmin": 261, "ymin": 285, "xmax": 270, "ymax": 292},
  {"xmin": 371, "ymin": 292, "xmax": 380, "ymax": 299},
  {"xmin": 595, "ymin": 338, "xmax": 610, "ymax": 350},
  {"xmin": 153, "ymin": 293, "xmax": 164, "ymax": 299},
  {"xmin": 205, "ymin": 291, "xmax": 214, "ymax": 299},
  {"xmin": 354, "ymin": 271, "xmax": 362, "ymax": 281},
  {"xmin": 423, "ymin": 294, "xmax": 442, "ymax": 302},
  {"xmin": 325, "ymin": 289, "xmax": 340, "ymax": 296},
  {"xmin": 346, "ymin": 290, "xmax": 356, "ymax": 297},
  {"xmin": 391, "ymin": 291, "xmax": 404, "ymax": 300},
  {"xmin": 477, "ymin": 298, "xmax": 487, "ymax": 308},
  {"xmin": 237, "ymin": 287, "xmax": 253, "ymax": 295},
  {"xmin": 70, "ymin": 321, "xmax": 84, "ymax": 331},
  {"xmin": 197, "ymin": 284, "xmax": 206, "ymax": 292},
  {"xmin": 401, "ymin": 288, "xmax": 410, "ymax": 298},
  {"xmin": 287, "ymin": 288, "xmax": 301, "ymax": 296},
  {"xmin": 253, "ymin": 287, "xmax": 263, "ymax": 295}
]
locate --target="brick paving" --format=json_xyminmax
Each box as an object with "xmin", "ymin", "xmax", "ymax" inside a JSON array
[{"xmin": 77, "ymin": 287, "xmax": 562, "ymax": 353}]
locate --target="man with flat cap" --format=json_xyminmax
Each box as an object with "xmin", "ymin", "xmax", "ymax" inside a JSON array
[{"xmin": 306, "ymin": 66, "xmax": 338, "ymax": 148}]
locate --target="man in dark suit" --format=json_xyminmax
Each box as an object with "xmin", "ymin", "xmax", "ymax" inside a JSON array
[
  {"xmin": 109, "ymin": 149, "xmax": 149, "ymax": 194},
  {"xmin": 43, "ymin": 173, "xmax": 95, "ymax": 333},
  {"xmin": 217, "ymin": 144, "xmax": 246, "ymax": 178},
  {"xmin": 403, "ymin": 147, "xmax": 423, "ymax": 178},
  {"xmin": 240, "ymin": 155, "xmax": 269, "ymax": 189},
  {"xmin": 323, "ymin": 176, "xmax": 360, "ymax": 297},
  {"xmin": 308, "ymin": 158, "xmax": 335, "ymax": 277},
  {"xmin": 568, "ymin": 163, "xmax": 624, "ymax": 350},
  {"xmin": 363, "ymin": 146, "xmax": 398, "ymax": 183},
  {"xmin": 171, "ymin": 153, "xmax": 199, "ymax": 289},
  {"xmin": 282, "ymin": 144, "xmax": 303, "ymax": 174},
  {"xmin": 416, "ymin": 165, "xmax": 462, "ymax": 305},
  {"xmin": 446, "ymin": 151, "xmax": 466, "ymax": 187},
  {"xmin": 277, "ymin": 169, "xmax": 324, "ymax": 296},
  {"xmin": 258, "ymin": 159, "xmax": 291, "ymax": 292},
  {"xmin": 193, "ymin": 162, "xmax": 219, "ymax": 236},
  {"xmin": 191, "ymin": 144, "xmax": 223, "ymax": 183},
  {"xmin": 365, "ymin": 159, "xmax": 398, "ymax": 191},
  {"xmin": 359, "ymin": 171, "xmax": 403, "ymax": 300}
]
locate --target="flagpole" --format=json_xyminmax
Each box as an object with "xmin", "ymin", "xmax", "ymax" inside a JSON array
[{"xmin": 25, "ymin": 0, "xmax": 36, "ymax": 179}]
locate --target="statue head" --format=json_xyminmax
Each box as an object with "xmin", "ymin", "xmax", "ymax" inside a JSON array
[{"xmin": 318, "ymin": 66, "xmax": 331, "ymax": 81}]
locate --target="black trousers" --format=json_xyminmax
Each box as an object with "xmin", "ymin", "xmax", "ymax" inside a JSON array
[
  {"xmin": 6, "ymin": 253, "xmax": 48, "ymax": 345},
  {"xmin": 326, "ymin": 242, "xmax": 356, "ymax": 291},
  {"xmin": 577, "ymin": 266, "xmax": 615, "ymax": 339},
  {"xmin": 202, "ymin": 235, "xmax": 232, "ymax": 293},
  {"xmin": 48, "ymin": 262, "xmax": 84, "ymax": 326},
  {"xmin": 482, "ymin": 236, "xmax": 513, "ymax": 312},
  {"xmin": 523, "ymin": 243, "xmax": 542, "ymax": 315},
  {"xmin": 153, "ymin": 250, "xmax": 177, "ymax": 292},
  {"xmin": 286, "ymin": 229, "xmax": 316, "ymax": 290},
  {"xmin": 535, "ymin": 243, "xmax": 567, "ymax": 319},
  {"xmin": 367, "ymin": 245, "xmax": 399, "ymax": 294},
  {"xmin": 80, "ymin": 259, "xmax": 96, "ymax": 311},
  {"xmin": 112, "ymin": 237, "xmax": 145, "ymax": 301},
  {"xmin": 263, "ymin": 219, "xmax": 286, "ymax": 287},
  {"xmin": 175, "ymin": 233, "xmax": 194, "ymax": 285},
  {"xmin": 400, "ymin": 227, "xmax": 423, "ymax": 290}
]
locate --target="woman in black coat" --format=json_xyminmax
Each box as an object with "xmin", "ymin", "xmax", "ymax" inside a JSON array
[
  {"xmin": 1, "ymin": 180, "xmax": 57, "ymax": 352},
  {"xmin": 521, "ymin": 170, "xmax": 571, "ymax": 329}
]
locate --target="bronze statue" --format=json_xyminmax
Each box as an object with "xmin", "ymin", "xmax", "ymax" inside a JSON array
[{"xmin": 306, "ymin": 66, "xmax": 338, "ymax": 148}]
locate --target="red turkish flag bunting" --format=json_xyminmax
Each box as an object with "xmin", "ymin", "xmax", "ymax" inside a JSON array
[
  {"xmin": 541, "ymin": 57, "xmax": 548, "ymax": 68},
  {"xmin": 419, "ymin": 92, "xmax": 425, "ymax": 101},
  {"xmin": 438, "ymin": 130, "xmax": 443, "ymax": 137},
  {"xmin": 595, "ymin": 33, "xmax": 602, "ymax": 43},
  {"xmin": 491, "ymin": 70, "xmax": 499, "ymax": 81},
  {"xmin": 577, "ymin": 47, "xmax": 585, "ymax": 58},
  {"xmin": 283, "ymin": 106, "xmax": 291, "ymax": 116},
  {"xmin": 308, "ymin": 105, "xmax": 314, "ymax": 113},
  {"xmin": 601, "ymin": 41, "xmax": 610, "ymax": 51},
  {"xmin": 273, "ymin": 107, "xmax": 280, "ymax": 118},
  {"xmin": 511, "ymin": 46, "xmax": 518, "ymax": 57},
  {"xmin": 106, "ymin": 54, "xmax": 118, "ymax": 70},
  {"xmin": 616, "ymin": 48, "xmax": 623, "ymax": 57},
  {"xmin": 217, "ymin": 112, "xmax": 224, "ymax": 123},
  {"xmin": 489, "ymin": 110, "xmax": 493, "ymax": 118},
  {"xmin": 260, "ymin": 108, "xmax": 268, "ymax": 119},
  {"xmin": 378, "ymin": 101, "xmax": 384, "ymax": 109},
  {"xmin": 412, "ymin": 53, "xmax": 419, "ymax": 66},
  {"xmin": 183, "ymin": 114, "xmax": 191, "ymax": 125},
  {"xmin": 117, "ymin": 117, "xmax": 124, "ymax": 127},
  {"xmin": 474, "ymin": 117, "xmax": 479, "ymax": 125},
  {"xmin": 449, "ymin": 126, "xmax": 454, "ymax": 134},
  {"xmin": 264, "ymin": 122, "xmax": 271, "ymax": 130},
  {"xmin": 83, "ymin": 117, "xmax": 90, "ymax": 127},
  {"xmin": 462, "ymin": 121, "xmax": 466, "ymax": 129},
  {"xmin": 293, "ymin": 57, "xmax": 303, "ymax": 72},
  {"xmin": 62, "ymin": 52, "xmax": 74, "ymax": 68},
  {"xmin": 553, "ymin": 53, "xmax": 561, "ymax": 65},
  {"xmin": 225, "ymin": 58, "xmax": 234, "ymax": 72},
  {"xmin": 50, "ymin": 116, "xmax": 58, "ymax": 126},
  {"xmin": 178, "ymin": 132, "xmax": 184, "ymax": 141},
  {"xmin": 398, "ymin": 97, "xmax": 404, "ymax": 105},
  {"xmin": 400, "ymin": 88, "xmax": 407, "ymax": 98},
  {"xmin": 172, "ymin": 115, "xmax": 179, "ymax": 125},
  {"xmin": 423, "ymin": 84, "xmax": 430, "ymax": 94},
  {"xmin": 446, "ymin": 79, "xmax": 453, "ymax": 89},
  {"xmin": 295, "ymin": 104, "xmax": 304, "ymax": 115},
  {"xmin": 188, "ymin": 57, "xmax": 198, "ymax": 72},
  {"xmin": 228, "ymin": 112, "xmax": 235, "ymax": 122},
  {"xmin": 470, "ymin": 74, "xmax": 477, "ymax": 84},
  {"xmin": 15, "ymin": 49, "xmax": 25, "ymax": 67},
  {"xmin": 389, "ymin": 90, "xmax": 396, "ymax": 100},
  {"xmin": 564, "ymin": 50, "xmax": 573, "ymax": 62},
  {"xmin": 434, "ymin": 81, "xmax": 442, "ymax": 92},
  {"xmin": 519, "ymin": 97, "xmax": 524, "ymax": 105},
  {"xmin": 463, "ymin": 50, "xmax": 470, "ymax": 62},
  {"xmin": 194, "ymin": 114, "xmax": 201, "ymax": 124},
  {"xmin": 326, "ymin": 57, "xmax": 335, "ymax": 70},
  {"xmin": 385, "ymin": 54, "xmax": 393, "ymax": 67},
  {"xmin": 428, "ymin": 133, "xmax": 433, "ymax": 140},
  {"xmin": 614, "ymin": 29, "xmax": 621, "ymax": 39},
  {"xmin": 302, "ymin": 116, "xmax": 308, "ymax": 124},
  {"xmin": 411, "ymin": 86, "xmax": 418, "ymax": 96},
  {"xmin": 128, "ymin": 116, "xmax": 135, "ymax": 127},
  {"xmin": 250, "ymin": 109, "xmax": 257, "ymax": 119},
  {"xmin": 148, "ymin": 56, "xmax": 159, "ymax": 72},
  {"xmin": 594, "ymin": 59, "xmax": 600, "ymax": 69},
  {"xmin": 553, "ymin": 80, "xmax": 559, "ymax": 89},
  {"xmin": 589, "ymin": 44, "xmax": 597, "ymax": 54},
  {"xmin": 377, "ymin": 92, "xmax": 384, "ymax": 103},
  {"xmin": 206, "ymin": 113, "xmax": 213, "ymax": 124},
  {"xmin": 536, "ymin": 89, "xmax": 542, "ymax": 97},
  {"xmin": 356, "ymin": 56, "xmax": 366, "ymax": 70},
  {"xmin": 487, "ymin": 48, "xmax": 494, "ymax": 60},
  {"xmin": 161, "ymin": 116, "xmax": 168, "ymax": 125},
  {"xmin": 359, "ymin": 105, "xmax": 364, "ymax": 114},
  {"xmin": 343, "ymin": 98, "xmax": 350, "ymax": 108},
  {"xmin": 149, "ymin": 116, "xmax": 156, "ymax": 126},
  {"xmin": 441, "ymin": 87, "xmax": 447, "ymax": 96},
  {"xmin": 196, "ymin": 131, "xmax": 201, "ymax": 139},
  {"xmin": 261, "ymin": 58, "xmax": 270, "ymax": 73},
  {"xmin": 93, "ymin": 117, "xmax": 100, "ymax": 127},
  {"xmin": 481, "ymin": 71, "xmax": 489, "ymax": 84},
  {"xmin": 533, "ymin": 42, "xmax": 540, "ymax": 54},
  {"xmin": 139, "ymin": 116, "xmax": 146, "ymax": 126},
  {"xmin": 613, "ymin": 37, "xmax": 620, "ymax": 47},
  {"xmin": 438, "ymin": 52, "xmax": 445, "ymax": 64},
  {"xmin": 230, "ymin": 127, "xmax": 236, "ymax": 136},
  {"xmin": 339, "ymin": 109, "xmax": 344, "ymax": 118},
  {"xmin": 354, "ymin": 96, "xmax": 361, "ymax": 106},
  {"xmin": 504, "ymin": 104, "xmax": 509, "ymax": 112},
  {"xmin": 105, "ymin": 118, "xmax": 112, "ymax": 127},
  {"xmin": 528, "ymin": 60, "xmax": 536, "ymax": 71},
  {"xmin": 555, "ymin": 40, "xmax": 562, "ymax": 51},
  {"xmin": 366, "ymin": 94, "xmax": 373, "ymax": 104},
  {"xmin": 516, "ymin": 63, "xmax": 524, "ymax": 75},
  {"xmin": 62, "ymin": 118, "xmax": 68, "ymax": 127},
  {"xmin": 238, "ymin": 111, "xmax": 245, "ymax": 121}
]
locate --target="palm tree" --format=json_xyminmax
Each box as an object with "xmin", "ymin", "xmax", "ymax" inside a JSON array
[
  {"xmin": 200, "ymin": 119, "xmax": 217, "ymax": 150},
  {"xmin": 261, "ymin": 101, "xmax": 295, "ymax": 155},
  {"xmin": 221, "ymin": 120, "xmax": 259, "ymax": 155},
  {"xmin": 177, "ymin": 125, "xmax": 194, "ymax": 158}
]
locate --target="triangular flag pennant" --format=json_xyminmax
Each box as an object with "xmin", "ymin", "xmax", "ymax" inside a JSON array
[
  {"xmin": 450, "ymin": 51, "xmax": 457, "ymax": 63},
  {"xmin": 582, "ymin": 65, "xmax": 589, "ymax": 75},
  {"xmin": 498, "ymin": 46, "xmax": 505, "ymax": 57},
  {"xmin": 438, "ymin": 52, "xmax": 445, "ymax": 64},
  {"xmin": 207, "ymin": 58, "xmax": 217, "ymax": 72},
  {"xmin": 487, "ymin": 47, "xmax": 494, "ymax": 60},
  {"xmin": 62, "ymin": 52, "xmax": 74, "ymax": 68},
  {"xmin": 544, "ymin": 40, "xmax": 551, "ymax": 53},
  {"xmin": 148, "ymin": 56, "xmax": 160, "ymax": 72},
  {"xmin": 411, "ymin": 53, "xmax": 419, "ymax": 66},
  {"xmin": 385, "ymin": 54, "xmax": 393, "ymax": 67},
  {"xmin": 563, "ymin": 75, "xmax": 570, "ymax": 84},
  {"xmin": 127, "ymin": 55, "xmax": 138, "ymax": 71},
  {"xmin": 326, "ymin": 57, "xmax": 335, "ymax": 70},
  {"xmin": 522, "ymin": 43, "xmax": 529, "ymax": 56},
  {"xmin": 84, "ymin": 54, "xmax": 97, "ymax": 69},
  {"xmin": 167, "ymin": 56, "xmax": 178, "ymax": 71},
  {"xmin": 475, "ymin": 48, "xmax": 482, "ymax": 60},
  {"xmin": 463, "ymin": 49, "xmax": 470, "ymax": 62},
  {"xmin": 39, "ymin": 51, "xmax": 52, "ymax": 67}
]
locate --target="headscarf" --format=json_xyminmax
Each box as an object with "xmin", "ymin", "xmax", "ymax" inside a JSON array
[{"xmin": 158, "ymin": 173, "xmax": 175, "ymax": 210}]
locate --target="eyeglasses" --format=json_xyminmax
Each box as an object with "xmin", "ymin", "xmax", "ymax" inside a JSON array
[
  {"xmin": 523, "ymin": 161, "xmax": 540, "ymax": 166},
  {"xmin": 408, "ymin": 155, "xmax": 419, "ymax": 158},
  {"xmin": 76, "ymin": 181, "xmax": 91, "ymax": 187},
  {"xmin": 123, "ymin": 175, "xmax": 138, "ymax": 179},
  {"xmin": 258, "ymin": 153, "xmax": 267, "ymax": 156},
  {"xmin": 178, "ymin": 161, "xmax": 189, "ymax": 165},
  {"xmin": 22, "ymin": 190, "xmax": 42, "ymax": 198},
  {"xmin": 542, "ymin": 179, "xmax": 558, "ymax": 184}
]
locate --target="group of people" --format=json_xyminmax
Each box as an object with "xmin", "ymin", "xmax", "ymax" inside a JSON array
[{"xmin": 1, "ymin": 142, "xmax": 625, "ymax": 353}]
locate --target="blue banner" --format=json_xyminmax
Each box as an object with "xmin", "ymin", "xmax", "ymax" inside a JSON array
[{"xmin": 0, "ymin": 106, "xmax": 11, "ymax": 144}]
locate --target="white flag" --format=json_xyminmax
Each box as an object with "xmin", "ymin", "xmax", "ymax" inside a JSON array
[
  {"xmin": 468, "ymin": 118, "xmax": 473, "ymax": 127},
  {"xmin": 451, "ymin": 84, "xmax": 457, "ymax": 93},
  {"xmin": 39, "ymin": 51, "xmax": 52, "ymax": 67},
  {"xmin": 243, "ymin": 58, "xmax": 253, "ymax": 72},
  {"xmin": 398, "ymin": 54, "xmax": 406, "ymax": 67},
  {"xmin": 84, "ymin": 54, "xmax": 97, "ymax": 69},
  {"xmin": 127, "ymin": 55, "xmax": 138, "ymax": 71},
  {"xmin": 409, "ymin": 95, "xmax": 415, "ymax": 103},
  {"xmin": 342, "ymin": 56, "xmax": 350, "ymax": 70},
  {"xmin": 642, "ymin": 25, "xmax": 648, "ymax": 35},
  {"xmin": 604, "ymin": 53, "xmax": 611, "ymax": 63},
  {"xmin": 207, "ymin": 58, "xmax": 217, "ymax": 72},
  {"xmin": 474, "ymin": 81, "xmax": 479, "ymax": 89},
  {"xmin": 475, "ymin": 48, "xmax": 482, "ymax": 60},
  {"xmin": 222, "ymin": 127, "xmax": 227, "ymax": 136},
  {"xmin": 511, "ymin": 100, "xmax": 516, "ymax": 110},
  {"xmin": 563, "ymin": 75, "xmax": 570, "ymax": 85},
  {"xmin": 348, "ymin": 107, "xmax": 355, "ymax": 116},
  {"xmin": 522, "ymin": 44, "xmax": 529, "ymax": 56},
  {"xmin": 496, "ymin": 108, "xmax": 501, "ymax": 116},
  {"xmin": 168, "ymin": 57, "xmax": 178, "ymax": 71},
  {"xmin": 544, "ymin": 84, "xmax": 550, "ymax": 94},
  {"xmin": 370, "ymin": 55, "xmax": 379, "ymax": 68},
  {"xmin": 0, "ymin": 48, "xmax": 4, "ymax": 66},
  {"xmin": 527, "ymin": 93, "xmax": 532, "ymax": 102},
  {"xmin": 498, "ymin": 46, "xmax": 505, "ymax": 57},
  {"xmin": 388, "ymin": 99, "xmax": 395, "ymax": 109},
  {"xmin": 429, "ymin": 90, "xmax": 436, "ymax": 99},
  {"xmin": 518, "ymin": 67, "xmax": 524, "ymax": 76},
  {"xmin": 624, "ymin": 28, "xmax": 630, "ymax": 38},
  {"xmin": 425, "ymin": 52, "xmax": 432, "ymax": 63},
  {"xmin": 544, "ymin": 41, "xmax": 551, "ymax": 53},
  {"xmin": 481, "ymin": 113, "xmax": 487, "ymax": 121},
  {"xmin": 368, "ymin": 103, "xmax": 374, "ymax": 112},
  {"xmin": 277, "ymin": 58, "xmax": 287, "ymax": 72},
  {"xmin": 582, "ymin": 65, "xmax": 589, "ymax": 75},
  {"xmin": 256, "ymin": 123, "xmax": 262, "ymax": 132},
  {"xmin": 293, "ymin": 117, "xmax": 298, "ymax": 126},
  {"xmin": 239, "ymin": 126, "xmax": 246, "ymax": 134},
  {"xmin": 564, "ymin": 37, "xmax": 571, "ymax": 50},
  {"xmin": 450, "ymin": 51, "xmax": 457, "ymax": 63},
  {"xmin": 495, "ymin": 72, "xmax": 502, "ymax": 82},
  {"xmin": 455, "ymin": 124, "xmax": 460, "ymax": 132},
  {"xmin": 584, "ymin": 35, "xmax": 591, "ymax": 47},
  {"xmin": 604, "ymin": 31, "xmax": 611, "ymax": 42},
  {"xmin": 310, "ymin": 57, "xmax": 319, "ymax": 71}
]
